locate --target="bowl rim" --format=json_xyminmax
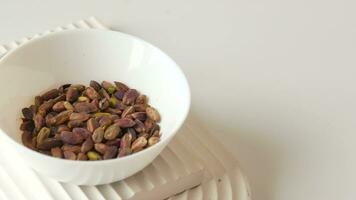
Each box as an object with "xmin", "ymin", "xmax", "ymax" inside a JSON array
[{"xmin": 0, "ymin": 29, "xmax": 191, "ymax": 164}]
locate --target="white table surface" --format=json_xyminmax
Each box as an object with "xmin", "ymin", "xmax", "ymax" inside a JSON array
[{"xmin": 1, "ymin": 1, "xmax": 355, "ymax": 199}]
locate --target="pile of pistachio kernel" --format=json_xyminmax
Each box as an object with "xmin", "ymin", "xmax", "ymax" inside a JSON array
[{"xmin": 20, "ymin": 80, "xmax": 161, "ymax": 160}]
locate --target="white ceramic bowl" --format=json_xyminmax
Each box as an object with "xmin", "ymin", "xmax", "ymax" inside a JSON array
[{"xmin": 0, "ymin": 29, "xmax": 190, "ymax": 185}]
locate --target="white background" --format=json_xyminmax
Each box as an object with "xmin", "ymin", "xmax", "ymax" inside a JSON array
[{"xmin": 1, "ymin": 0, "xmax": 356, "ymax": 199}]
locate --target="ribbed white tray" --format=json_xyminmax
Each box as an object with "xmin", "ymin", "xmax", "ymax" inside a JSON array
[{"xmin": 0, "ymin": 17, "xmax": 251, "ymax": 200}]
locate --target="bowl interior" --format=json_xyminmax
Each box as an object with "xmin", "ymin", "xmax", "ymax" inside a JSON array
[{"xmin": 0, "ymin": 29, "xmax": 190, "ymax": 145}]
